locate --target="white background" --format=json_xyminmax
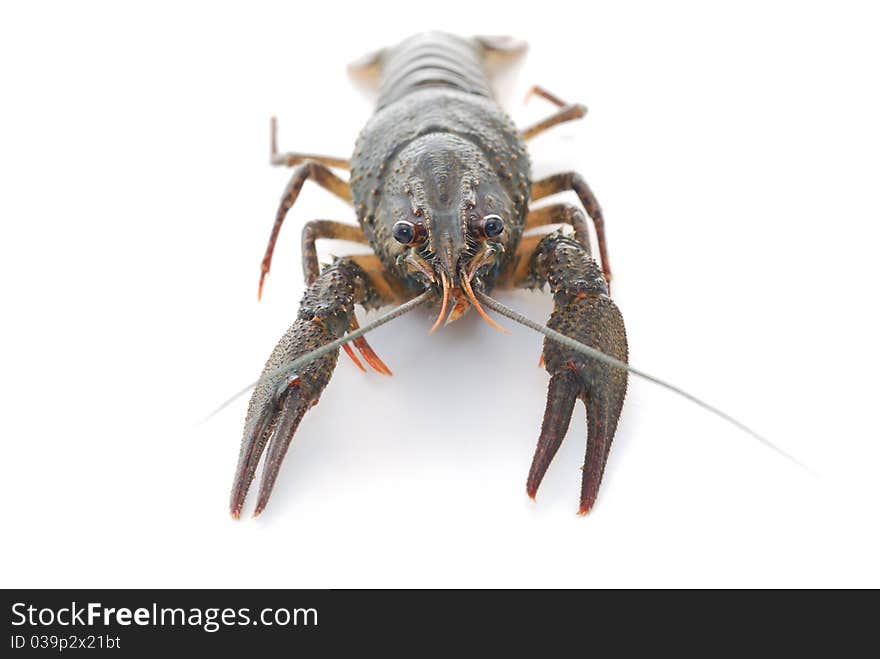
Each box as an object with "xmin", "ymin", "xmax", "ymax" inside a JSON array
[{"xmin": 2, "ymin": 1, "xmax": 878, "ymax": 588}]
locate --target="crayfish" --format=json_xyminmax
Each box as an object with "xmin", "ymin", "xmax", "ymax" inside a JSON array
[{"xmin": 227, "ymin": 32, "xmax": 792, "ymax": 518}]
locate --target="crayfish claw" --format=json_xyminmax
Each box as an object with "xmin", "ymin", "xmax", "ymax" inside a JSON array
[
  {"xmin": 230, "ymin": 258, "xmax": 376, "ymax": 518},
  {"xmin": 527, "ymin": 371, "xmax": 579, "ymax": 500},
  {"xmin": 230, "ymin": 392, "xmax": 276, "ymax": 519},
  {"xmin": 230, "ymin": 322, "xmax": 338, "ymax": 519},
  {"xmin": 525, "ymin": 231, "xmax": 628, "ymax": 514},
  {"xmin": 578, "ymin": 387, "xmax": 622, "ymax": 515},
  {"xmin": 528, "ymin": 352, "xmax": 627, "ymax": 514},
  {"xmin": 253, "ymin": 387, "xmax": 312, "ymax": 517}
]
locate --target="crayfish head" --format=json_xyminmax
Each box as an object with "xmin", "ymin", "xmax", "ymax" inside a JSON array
[{"xmin": 384, "ymin": 133, "xmax": 517, "ymax": 332}]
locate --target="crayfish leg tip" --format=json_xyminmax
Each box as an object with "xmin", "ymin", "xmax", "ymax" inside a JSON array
[{"xmin": 577, "ymin": 504, "xmax": 594, "ymax": 516}]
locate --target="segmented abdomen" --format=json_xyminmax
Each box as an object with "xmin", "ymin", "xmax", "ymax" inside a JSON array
[{"xmin": 377, "ymin": 32, "xmax": 492, "ymax": 109}]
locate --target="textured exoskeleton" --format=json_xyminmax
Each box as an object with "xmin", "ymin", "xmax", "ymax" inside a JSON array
[{"xmin": 232, "ymin": 32, "xmax": 627, "ymax": 517}]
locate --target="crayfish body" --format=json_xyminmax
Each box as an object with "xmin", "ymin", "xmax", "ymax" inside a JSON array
[{"xmin": 231, "ymin": 32, "xmax": 627, "ymax": 518}]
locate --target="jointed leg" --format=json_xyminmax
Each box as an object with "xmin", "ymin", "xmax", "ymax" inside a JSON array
[
  {"xmin": 301, "ymin": 220, "xmax": 368, "ymax": 285},
  {"xmin": 299, "ymin": 222, "xmax": 392, "ymax": 376},
  {"xmin": 496, "ymin": 234, "xmax": 545, "ymax": 289},
  {"xmin": 259, "ymin": 161, "xmax": 352, "ymax": 299},
  {"xmin": 531, "ymin": 172, "xmax": 612, "ymax": 283},
  {"xmin": 270, "ymin": 117, "xmax": 350, "ymax": 169},
  {"xmin": 346, "ymin": 254, "xmax": 412, "ymax": 376},
  {"xmin": 526, "ymin": 85, "xmax": 568, "ymax": 107},
  {"xmin": 520, "ymin": 86, "xmax": 587, "ymax": 141},
  {"xmin": 523, "ymin": 203, "xmax": 592, "ymax": 252},
  {"xmin": 347, "ymin": 254, "xmax": 410, "ymax": 305}
]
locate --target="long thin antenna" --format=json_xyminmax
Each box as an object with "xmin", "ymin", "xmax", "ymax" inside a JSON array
[
  {"xmin": 476, "ymin": 291, "xmax": 815, "ymax": 475},
  {"xmin": 202, "ymin": 290, "xmax": 433, "ymax": 423}
]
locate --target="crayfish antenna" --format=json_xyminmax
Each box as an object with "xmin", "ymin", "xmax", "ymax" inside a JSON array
[
  {"xmin": 475, "ymin": 291, "xmax": 814, "ymax": 476},
  {"xmin": 208, "ymin": 291, "xmax": 433, "ymax": 426},
  {"xmin": 229, "ymin": 290, "xmax": 434, "ymax": 518}
]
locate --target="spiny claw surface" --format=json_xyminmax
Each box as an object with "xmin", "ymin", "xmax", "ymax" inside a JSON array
[
  {"xmin": 230, "ymin": 258, "xmax": 379, "ymax": 518},
  {"xmin": 525, "ymin": 231, "xmax": 628, "ymax": 514},
  {"xmin": 253, "ymin": 386, "xmax": 313, "ymax": 517},
  {"xmin": 229, "ymin": 319, "xmax": 337, "ymax": 519},
  {"xmin": 527, "ymin": 370, "xmax": 578, "ymax": 500}
]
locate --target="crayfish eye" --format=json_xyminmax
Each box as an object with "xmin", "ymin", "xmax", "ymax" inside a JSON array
[
  {"xmin": 482, "ymin": 214, "xmax": 505, "ymax": 238},
  {"xmin": 392, "ymin": 220, "xmax": 416, "ymax": 244}
]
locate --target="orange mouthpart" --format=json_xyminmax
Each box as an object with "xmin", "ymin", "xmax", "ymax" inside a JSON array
[
  {"xmin": 429, "ymin": 271, "xmax": 451, "ymax": 334},
  {"xmin": 460, "ymin": 276, "xmax": 509, "ymax": 334},
  {"xmin": 342, "ymin": 344, "xmax": 367, "ymax": 372},
  {"xmin": 349, "ymin": 315, "xmax": 393, "ymax": 375}
]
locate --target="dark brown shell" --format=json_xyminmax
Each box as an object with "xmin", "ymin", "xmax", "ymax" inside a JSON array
[{"xmin": 349, "ymin": 34, "xmax": 531, "ymax": 286}]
